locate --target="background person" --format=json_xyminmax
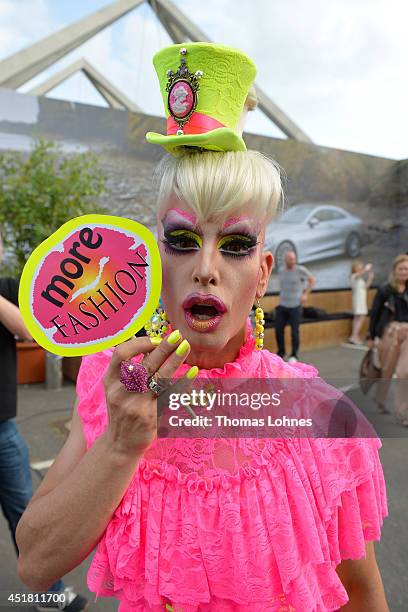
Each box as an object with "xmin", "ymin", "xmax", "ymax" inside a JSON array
[
  {"xmin": 349, "ymin": 260, "xmax": 374, "ymax": 344},
  {"xmin": 0, "ymin": 233, "xmax": 88, "ymax": 612},
  {"xmin": 275, "ymin": 250, "xmax": 316, "ymax": 362},
  {"xmin": 368, "ymin": 253, "xmax": 408, "ymax": 423}
]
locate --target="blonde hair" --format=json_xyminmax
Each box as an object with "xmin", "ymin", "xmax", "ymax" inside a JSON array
[
  {"xmin": 351, "ymin": 260, "xmax": 364, "ymax": 274},
  {"xmin": 389, "ymin": 253, "xmax": 408, "ymax": 290},
  {"xmin": 245, "ymin": 84, "xmax": 257, "ymax": 111},
  {"xmin": 155, "ymin": 150, "xmax": 284, "ymax": 224}
]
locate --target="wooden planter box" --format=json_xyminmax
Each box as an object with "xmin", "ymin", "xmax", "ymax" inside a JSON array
[{"xmin": 16, "ymin": 341, "xmax": 46, "ymax": 384}]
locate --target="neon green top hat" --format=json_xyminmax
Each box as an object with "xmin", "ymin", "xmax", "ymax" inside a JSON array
[{"xmin": 145, "ymin": 42, "xmax": 257, "ymax": 156}]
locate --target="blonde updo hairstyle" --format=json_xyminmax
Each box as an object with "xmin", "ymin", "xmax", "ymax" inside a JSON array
[{"xmin": 155, "ymin": 149, "xmax": 284, "ymax": 227}]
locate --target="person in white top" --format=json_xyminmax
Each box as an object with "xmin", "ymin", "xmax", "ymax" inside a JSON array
[{"xmin": 349, "ymin": 260, "xmax": 374, "ymax": 344}]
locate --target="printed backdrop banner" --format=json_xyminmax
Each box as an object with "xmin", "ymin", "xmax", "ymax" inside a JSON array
[{"xmin": 0, "ymin": 90, "xmax": 405, "ymax": 291}]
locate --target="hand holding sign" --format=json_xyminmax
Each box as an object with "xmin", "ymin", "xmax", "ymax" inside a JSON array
[
  {"xmin": 19, "ymin": 215, "xmax": 162, "ymax": 356},
  {"xmin": 19, "ymin": 214, "xmax": 200, "ymax": 451},
  {"xmin": 103, "ymin": 331, "xmax": 193, "ymax": 456}
]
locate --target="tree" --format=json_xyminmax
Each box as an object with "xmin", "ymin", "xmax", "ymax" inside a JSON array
[{"xmin": 0, "ymin": 139, "xmax": 107, "ymax": 277}]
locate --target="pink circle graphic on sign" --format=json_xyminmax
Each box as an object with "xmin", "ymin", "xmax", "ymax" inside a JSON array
[
  {"xmin": 168, "ymin": 80, "xmax": 194, "ymax": 118},
  {"xmin": 31, "ymin": 228, "xmax": 149, "ymax": 347}
]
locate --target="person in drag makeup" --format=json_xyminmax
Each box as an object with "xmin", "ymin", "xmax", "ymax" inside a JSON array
[{"xmin": 17, "ymin": 43, "xmax": 389, "ymax": 612}]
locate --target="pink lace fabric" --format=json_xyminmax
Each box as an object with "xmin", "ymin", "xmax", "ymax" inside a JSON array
[{"xmin": 76, "ymin": 320, "xmax": 388, "ymax": 611}]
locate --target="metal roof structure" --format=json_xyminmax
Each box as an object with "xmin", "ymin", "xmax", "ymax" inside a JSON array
[
  {"xmin": 28, "ymin": 57, "xmax": 141, "ymax": 112},
  {"xmin": 0, "ymin": 0, "xmax": 312, "ymax": 142}
]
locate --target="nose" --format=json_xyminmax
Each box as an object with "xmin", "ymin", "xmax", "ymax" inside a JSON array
[{"xmin": 192, "ymin": 244, "xmax": 220, "ymax": 287}]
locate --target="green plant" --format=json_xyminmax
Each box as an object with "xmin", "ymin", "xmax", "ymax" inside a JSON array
[{"xmin": 0, "ymin": 138, "xmax": 107, "ymax": 277}]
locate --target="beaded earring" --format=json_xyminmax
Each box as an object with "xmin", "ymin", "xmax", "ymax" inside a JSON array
[
  {"xmin": 144, "ymin": 299, "xmax": 170, "ymax": 339},
  {"xmin": 254, "ymin": 298, "xmax": 265, "ymax": 350}
]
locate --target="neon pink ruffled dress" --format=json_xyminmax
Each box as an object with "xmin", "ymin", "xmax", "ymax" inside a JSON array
[{"xmin": 76, "ymin": 321, "xmax": 388, "ymax": 611}]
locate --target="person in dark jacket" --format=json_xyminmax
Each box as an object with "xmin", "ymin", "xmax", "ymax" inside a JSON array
[
  {"xmin": 368, "ymin": 254, "xmax": 408, "ymax": 423},
  {"xmin": 0, "ymin": 233, "xmax": 88, "ymax": 612}
]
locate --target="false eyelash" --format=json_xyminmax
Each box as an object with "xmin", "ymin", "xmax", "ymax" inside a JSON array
[
  {"xmin": 161, "ymin": 239, "xmax": 195, "ymax": 256},
  {"xmin": 218, "ymin": 237, "xmax": 258, "ymax": 249},
  {"xmin": 161, "ymin": 238, "xmax": 259, "ymax": 259},
  {"xmin": 162, "ymin": 236, "xmax": 201, "ymax": 251},
  {"xmin": 220, "ymin": 244, "xmax": 259, "ymax": 259}
]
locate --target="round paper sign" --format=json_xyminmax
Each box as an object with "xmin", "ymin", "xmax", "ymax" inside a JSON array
[{"xmin": 19, "ymin": 215, "xmax": 161, "ymax": 356}]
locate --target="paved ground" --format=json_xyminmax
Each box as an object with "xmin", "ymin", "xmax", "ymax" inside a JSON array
[{"xmin": 1, "ymin": 343, "xmax": 406, "ymax": 611}]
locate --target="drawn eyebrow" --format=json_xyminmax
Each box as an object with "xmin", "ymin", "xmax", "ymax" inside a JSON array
[
  {"xmin": 161, "ymin": 210, "xmax": 202, "ymax": 235},
  {"xmin": 222, "ymin": 215, "xmax": 252, "ymax": 229},
  {"xmin": 162, "ymin": 220, "xmax": 203, "ymax": 236},
  {"xmin": 221, "ymin": 217, "xmax": 261, "ymax": 236},
  {"xmin": 217, "ymin": 224, "xmax": 259, "ymax": 239},
  {"xmin": 168, "ymin": 207, "xmax": 197, "ymax": 224}
]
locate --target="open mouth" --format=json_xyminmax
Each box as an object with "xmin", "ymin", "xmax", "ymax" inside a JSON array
[
  {"xmin": 182, "ymin": 294, "xmax": 226, "ymax": 332},
  {"xmin": 189, "ymin": 304, "xmax": 219, "ymax": 320}
]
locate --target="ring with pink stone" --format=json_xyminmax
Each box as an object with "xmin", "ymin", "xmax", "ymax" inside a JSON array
[{"xmin": 119, "ymin": 361, "xmax": 149, "ymax": 393}]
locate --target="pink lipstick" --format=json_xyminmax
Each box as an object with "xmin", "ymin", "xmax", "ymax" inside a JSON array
[{"xmin": 182, "ymin": 293, "xmax": 227, "ymax": 333}]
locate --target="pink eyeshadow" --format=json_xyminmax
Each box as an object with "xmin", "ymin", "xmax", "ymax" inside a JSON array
[{"xmin": 169, "ymin": 207, "xmax": 197, "ymax": 224}]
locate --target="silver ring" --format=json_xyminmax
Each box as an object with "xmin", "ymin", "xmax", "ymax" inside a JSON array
[{"xmin": 148, "ymin": 374, "xmax": 166, "ymax": 397}]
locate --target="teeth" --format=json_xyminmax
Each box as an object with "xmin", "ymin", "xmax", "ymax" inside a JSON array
[
  {"xmin": 188, "ymin": 303, "xmax": 220, "ymax": 320},
  {"xmin": 195, "ymin": 312, "xmax": 213, "ymax": 320}
]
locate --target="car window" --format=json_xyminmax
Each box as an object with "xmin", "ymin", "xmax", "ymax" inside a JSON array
[
  {"xmin": 329, "ymin": 210, "xmax": 347, "ymax": 220},
  {"xmin": 312, "ymin": 209, "xmax": 347, "ymax": 222},
  {"xmin": 313, "ymin": 209, "xmax": 333, "ymax": 222},
  {"xmin": 280, "ymin": 205, "xmax": 316, "ymax": 223}
]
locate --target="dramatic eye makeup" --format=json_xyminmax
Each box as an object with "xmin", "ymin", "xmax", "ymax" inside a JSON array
[
  {"xmin": 162, "ymin": 228, "xmax": 258, "ymax": 258},
  {"xmin": 160, "ymin": 209, "xmax": 260, "ymax": 258},
  {"xmin": 160, "ymin": 208, "xmax": 202, "ymax": 255},
  {"xmin": 162, "ymin": 229, "xmax": 203, "ymax": 253},
  {"xmin": 218, "ymin": 216, "xmax": 260, "ymax": 258},
  {"xmin": 217, "ymin": 233, "xmax": 259, "ymax": 257}
]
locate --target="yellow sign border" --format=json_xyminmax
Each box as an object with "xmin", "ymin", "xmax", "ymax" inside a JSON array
[{"xmin": 19, "ymin": 214, "xmax": 162, "ymax": 357}]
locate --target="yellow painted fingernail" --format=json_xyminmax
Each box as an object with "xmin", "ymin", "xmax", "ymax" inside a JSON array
[
  {"xmin": 176, "ymin": 339, "xmax": 190, "ymax": 356},
  {"xmin": 167, "ymin": 329, "xmax": 181, "ymax": 344},
  {"xmin": 150, "ymin": 336, "xmax": 162, "ymax": 345},
  {"xmin": 186, "ymin": 365, "xmax": 199, "ymax": 380}
]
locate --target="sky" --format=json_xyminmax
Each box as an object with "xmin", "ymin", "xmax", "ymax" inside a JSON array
[{"xmin": 0, "ymin": 0, "xmax": 406, "ymax": 160}]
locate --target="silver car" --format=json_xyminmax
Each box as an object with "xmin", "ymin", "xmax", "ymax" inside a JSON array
[{"xmin": 265, "ymin": 203, "xmax": 362, "ymax": 270}]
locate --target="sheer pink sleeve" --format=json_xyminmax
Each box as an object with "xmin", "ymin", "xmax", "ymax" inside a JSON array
[{"xmin": 75, "ymin": 350, "xmax": 112, "ymax": 448}]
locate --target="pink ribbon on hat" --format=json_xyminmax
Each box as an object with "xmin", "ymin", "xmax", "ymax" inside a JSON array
[{"xmin": 167, "ymin": 112, "xmax": 225, "ymax": 135}]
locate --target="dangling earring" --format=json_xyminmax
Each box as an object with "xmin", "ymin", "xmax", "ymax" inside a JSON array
[
  {"xmin": 254, "ymin": 298, "xmax": 265, "ymax": 350},
  {"xmin": 144, "ymin": 298, "xmax": 170, "ymax": 339}
]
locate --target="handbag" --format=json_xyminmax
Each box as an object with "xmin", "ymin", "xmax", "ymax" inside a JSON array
[
  {"xmin": 302, "ymin": 306, "xmax": 329, "ymax": 319},
  {"xmin": 359, "ymin": 348, "xmax": 381, "ymax": 395}
]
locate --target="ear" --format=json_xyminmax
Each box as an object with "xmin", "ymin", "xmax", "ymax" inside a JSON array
[{"xmin": 257, "ymin": 250, "xmax": 274, "ymax": 298}]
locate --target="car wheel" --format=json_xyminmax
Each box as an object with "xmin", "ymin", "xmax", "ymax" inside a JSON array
[
  {"xmin": 275, "ymin": 241, "xmax": 297, "ymax": 270},
  {"xmin": 346, "ymin": 232, "xmax": 361, "ymax": 257}
]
